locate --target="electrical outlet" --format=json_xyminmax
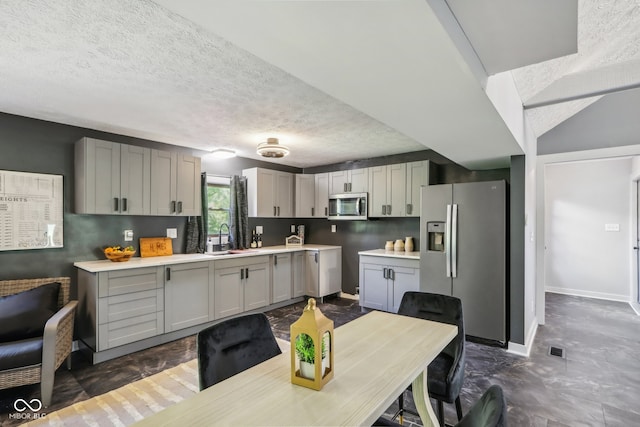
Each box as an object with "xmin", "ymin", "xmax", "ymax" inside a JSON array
[
  {"xmin": 256, "ymin": 225, "xmax": 263, "ymax": 234},
  {"xmin": 331, "ymin": 224, "xmax": 336, "ymax": 233},
  {"xmin": 124, "ymin": 230, "xmax": 134, "ymax": 241},
  {"xmin": 167, "ymin": 228, "xmax": 178, "ymax": 238}
]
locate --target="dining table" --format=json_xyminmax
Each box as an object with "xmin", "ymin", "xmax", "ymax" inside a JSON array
[{"xmin": 133, "ymin": 310, "xmax": 457, "ymax": 426}]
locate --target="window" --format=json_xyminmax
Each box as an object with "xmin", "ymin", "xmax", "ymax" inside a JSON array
[{"xmin": 207, "ymin": 176, "xmax": 231, "ymax": 237}]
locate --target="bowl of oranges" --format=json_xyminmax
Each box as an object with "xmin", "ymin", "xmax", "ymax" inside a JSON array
[{"xmin": 104, "ymin": 245, "xmax": 136, "ymax": 262}]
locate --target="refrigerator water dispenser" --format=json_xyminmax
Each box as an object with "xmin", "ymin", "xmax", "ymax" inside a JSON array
[{"xmin": 427, "ymin": 222, "xmax": 445, "ymax": 252}]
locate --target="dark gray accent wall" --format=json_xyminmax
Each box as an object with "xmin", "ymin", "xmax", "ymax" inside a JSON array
[
  {"xmin": 509, "ymin": 155, "xmax": 525, "ymax": 345},
  {"xmin": 538, "ymin": 87, "xmax": 640, "ymax": 155},
  {"xmin": 0, "ymin": 112, "xmax": 201, "ymax": 297}
]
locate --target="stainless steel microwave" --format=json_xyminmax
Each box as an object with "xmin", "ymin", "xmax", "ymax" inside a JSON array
[{"xmin": 328, "ymin": 193, "xmax": 368, "ymax": 220}]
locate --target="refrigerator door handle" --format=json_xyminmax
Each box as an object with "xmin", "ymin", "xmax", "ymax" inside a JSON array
[
  {"xmin": 452, "ymin": 203, "xmax": 458, "ymax": 278},
  {"xmin": 445, "ymin": 204, "xmax": 452, "ymax": 278}
]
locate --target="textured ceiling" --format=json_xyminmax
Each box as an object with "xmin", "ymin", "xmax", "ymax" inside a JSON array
[
  {"xmin": 0, "ymin": 0, "xmax": 425, "ymax": 168},
  {"xmin": 511, "ymin": 0, "xmax": 640, "ymax": 137}
]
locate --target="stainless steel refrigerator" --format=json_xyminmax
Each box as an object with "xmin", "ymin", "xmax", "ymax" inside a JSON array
[{"xmin": 420, "ymin": 180, "xmax": 506, "ymax": 344}]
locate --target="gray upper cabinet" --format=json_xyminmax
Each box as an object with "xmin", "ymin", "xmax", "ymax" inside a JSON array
[
  {"xmin": 150, "ymin": 150, "xmax": 201, "ymax": 216},
  {"xmin": 243, "ymin": 167, "xmax": 293, "ymax": 217},
  {"xmin": 314, "ymin": 173, "xmax": 329, "ymax": 218},
  {"xmin": 75, "ymin": 137, "xmax": 151, "ymax": 215},
  {"xmin": 405, "ymin": 161, "xmax": 431, "ymax": 217},
  {"xmin": 295, "ymin": 174, "xmax": 316, "ymax": 218},
  {"xmin": 329, "ymin": 168, "xmax": 368, "ymax": 194},
  {"xmin": 369, "ymin": 164, "xmax": 407, "ymax": 217}
]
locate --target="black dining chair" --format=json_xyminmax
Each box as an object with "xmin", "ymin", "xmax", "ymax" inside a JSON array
[
  {"xmin": 196, "ymin": 312, "xmax": 282, "ymax": 390},
  {"xmin": 375, "ymin": 384, "xmax": 507, "ymax": 427},
  {"xmin": 394, "ymin": 291, "xmax": 466, "ymax": 426}
]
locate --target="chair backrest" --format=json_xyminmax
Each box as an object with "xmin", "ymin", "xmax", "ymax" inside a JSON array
[
  {"xmin": 0, "ymin": 277, "xmax": 70, "ymax": 309},
  {"xmin": 455, "ymin": 384, "xmax": 507, "ymax": 427},
  {"xmin": 397, "ymin": 291, "xmax": 464, "ymax": 358},
  {"xmin": 197, "ymin": 312, "xmax": 282, "ymax": 391}
]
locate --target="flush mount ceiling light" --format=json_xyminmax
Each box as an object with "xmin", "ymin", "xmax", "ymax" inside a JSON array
[
  {"xmin": 208, "ymin": 148, "xmax": 236, "ymax": 160},
  {"xmin": 256, "ymin": 137, "xmax": 289, "ymax": 158}
]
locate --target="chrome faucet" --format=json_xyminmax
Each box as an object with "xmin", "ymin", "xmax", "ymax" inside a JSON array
[{"xmin": 217, "ymin": 223, "xmax": 230, "ymax": 251}]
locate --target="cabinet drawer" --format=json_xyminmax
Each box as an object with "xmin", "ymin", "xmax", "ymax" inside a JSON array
[
  {"xmin": 98, "ymin": 312, "xmax": 164, "ymax": 351},
  {"xmin": 98, "ymin": 289, "xmax": 163, "ymax": 324},
  {"xmin": 98, "ymin": 267, "xmax": 160, "ymax": 297}
]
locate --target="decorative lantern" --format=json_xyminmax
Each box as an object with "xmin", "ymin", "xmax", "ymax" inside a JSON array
[{"xmin": 290, "ymin": 298, "xmax": 334, "ymax": 390}]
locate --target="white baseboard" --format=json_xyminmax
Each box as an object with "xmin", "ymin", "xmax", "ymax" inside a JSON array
[
  {"xmin": 546, "ymin": 287, "xmax": 629, "ymax": 302},
  {"xmin": 507, "ymin": 318, "xmax": 538, "ymax": 357}
]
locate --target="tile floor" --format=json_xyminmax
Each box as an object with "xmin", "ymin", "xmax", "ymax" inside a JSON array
[{"xmin": 1, "ymin": 293, "xmax": 639, "ymax": 426}]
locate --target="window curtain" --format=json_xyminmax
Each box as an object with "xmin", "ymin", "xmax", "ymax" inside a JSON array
[
  {"xmin": 229, "ymin": 175, "xmax": 249, "ymax": 249},
  {"xmin": 186, "ymin": 173, "xmax": 207, "ymax": 253}
]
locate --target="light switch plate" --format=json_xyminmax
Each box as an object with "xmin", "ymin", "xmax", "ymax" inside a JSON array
[
  {"xmin": 604, "ymin": 223, "xmax": 620, "ymax": 232},
  {"xmin": 291, "ymin": 225, "xmax": 296, "ymax": 233},
  {"xmin": 331, "ymin": 224, "xmax": 336, "ymax": 233},
  {"xmin": 124, "ymin": 230, "xmax": 134, "ymax": 241},
  {"xmin": 167, "ymin": 228, "xmax": 178, "ymax": 238}
]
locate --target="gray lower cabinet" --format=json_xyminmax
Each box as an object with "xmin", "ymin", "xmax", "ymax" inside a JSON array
[
  {"xmin": 292, "ymin": 251, "xmax": 306, "ymax": 298},
  {"xmin": 272, "ymin": 253, "xmax": 292, "ymax": 303},
  {"xmin": 305, "ymin": 248, "xmax": 342, "ymax": 298},
  {"xmin": 214, "ymin": 255, "xmax": 270, "ymax": 319},
  {"xmin": 359, "ymin": 255, "xmax": 419, "ymax": 313},
  {"xmin": 164, "ymin": 261, "xmax": 214, "ymax": 332},
  {"xmin": 77, "ymin": 266, "xmax": 164, "ymax": 353}
]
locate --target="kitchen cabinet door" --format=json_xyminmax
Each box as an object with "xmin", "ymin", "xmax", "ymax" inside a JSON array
[
  {"xmin": 405, "ymin": 160, "xmax": 431, "ymax": 217},
  {"xmin": 292, "ymin": 251, "xmax": 306, "ymax": 297},
  {"xmin": 75, "ymin": 138, "xmax": 151, "ymax": 215},
  {"xmin": 243, "ymin": 168, "xmax": 293, "ymax": 217},
  {"xmin": 214, "ymin": 265, "xmax": 244, "ymax": 319},
  {"xmin": 244, "ymin": 260, "xmax": 270, "ymax": 311},
  {"xmin": 368, "ymin": 164, "xmax": 406, "ymax": 217},
  {"xmin": 314, "ymin": 173, "xmax": 329, "ymax": 217},
  {"xmin": 305, "ymin": 251, "xmax": 320, "ymax": 297},
  {"xmin": 295, "ymin": 174, "xmax": 316, "ymax": 218},
  {"xmin": 328, "ymin": 168, "xmax": 368, "ymax": 194},
  {"xmin": 359, "ymin": 262, "xmax": 388, "ymax": 311},
  {"xmin": 164, "ymin": 261, "xmax": 212, "ymax": 332},
  {"xmin": 272, "ymin": 253, "xmax": 292, "ymax": 303},
  {"xmin": 388, "ymin": 265, "xmax": 419, "ymax": 313},
  {"xmin": 151, "ymin": 150, "xmax": 201, "ymax": 216}
]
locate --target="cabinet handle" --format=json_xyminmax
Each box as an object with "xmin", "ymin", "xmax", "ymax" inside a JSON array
[
  {"xmin": 241, "ymin": 268, "xmax": 244, "ymax": 280},
  {"xmin": 383, "ymin": 267, "xmax": 388, "ymax": 279},
  {"xmin": 122, "ymin": 198, "xmax": 127, "ymax": 212},
  {"xmin": 314, "ymin": 253, "xmax": 318, "ymax": 263},
  {"xmin": 177, "ymin": 201, "xmax": 183, "ymax": 214},
  {"xmin": 166, "ymin": 267, "xmax": 171, "ymax": 281},
  {"xmin": 387, "ymin": 205, "xmax": 392, "ymax": 215},
  {"xmin": 325, "ymin": 207, "xmax": 328, "ymax": 216},
  {"xmin": 245, "ymin": 268, "xmax": 249, "ymax": 279},
  {"xmin": 389, "ymin": 268, "xmax": 395, "ymax": 281},
  {"xmin": 274, "ymin": 255, "xmax": 278, "ymax": 266},
  {"xmin": 311, "ymin": 207, "xmax": 314, "ymax": 216},
  {"xmin": 382, "ymin": 205, "xmax": 387, "ymax": 215},
  {"xmin": 343, "ymin": 183, "xmax": 347, "ymax": 192},
  {"xmin": 277, "ymin": 206, "xmax": 280, "ymax": 216},
  {"xmin": 171, "ymin": 201, "xmax": 176, "ymax": 213},
  {"xmin": 273, "ymin": 206, "xmax": 276, "ymax": 216},
  {"xmin": 114, "ymin": 197, "xmax": 119, "ymax": 212},
  {"xmin": 407, "ymin": 203, "xmax": 412, "ymax": 215}
]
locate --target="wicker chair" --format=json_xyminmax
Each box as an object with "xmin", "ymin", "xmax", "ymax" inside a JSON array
[{"xmin": 0, "ymin": 277, "xmax": 77, "ymax": 407}]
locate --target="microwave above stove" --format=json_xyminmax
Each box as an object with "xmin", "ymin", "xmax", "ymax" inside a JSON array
[{"xmin": 328, "ymin": 193, "xmax": 367, "ymax": 220}]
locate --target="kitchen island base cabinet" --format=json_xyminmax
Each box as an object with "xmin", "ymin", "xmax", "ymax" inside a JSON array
[
  {"xmin": 359, "ymin": 255, "xmax": 419, "ymax": 313},
  {"xmin": 214, "ymin": 255, "xmax": 270, "ymax": 319},
  {"xmin": 164, "ymin": 261, "xmax": 213, "ymax": 333},
  {"xmin": 305, "ymin": 248, "xmax": 342, "ymax": 300}
]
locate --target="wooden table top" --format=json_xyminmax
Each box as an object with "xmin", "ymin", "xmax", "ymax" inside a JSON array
[{"xmin": 134, "ymin": 310, "xmax": 457, "ymax": 426}]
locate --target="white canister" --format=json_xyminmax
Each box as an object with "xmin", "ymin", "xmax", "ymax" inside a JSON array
[
  {"xmin": 404, "ymin": 237, "xmax": 414, "ymax": 252},
  {"xmin": 394, "ymin": 239, "xmax": 405, "ymax": 252},
  {"xmin": 385, "ymin": 241, "xmax": 394, "ymax": 251}
]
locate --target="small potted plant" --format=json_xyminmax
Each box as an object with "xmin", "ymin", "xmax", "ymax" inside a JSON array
[{"xmin": 295, "ymin": 333, "xmax": 327, "ymax": 380}]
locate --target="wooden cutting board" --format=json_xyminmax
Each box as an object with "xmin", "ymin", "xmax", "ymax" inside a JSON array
[{"xmin": 139, "ymin": 237, "xmax": 173, "ymax": 257}]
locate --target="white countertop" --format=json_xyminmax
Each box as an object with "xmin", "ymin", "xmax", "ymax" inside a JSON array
[
  {"xmin": 358, "ymin": 248, "xmax": 420, "ymax": 260},
  {"xmin": 74, "ymin": 245, "xmax": 341, "ymax": 273}
]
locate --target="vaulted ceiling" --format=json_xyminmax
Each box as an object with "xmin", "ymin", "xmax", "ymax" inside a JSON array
[{"xmin": 0, "ymin": 1, "xmax": 637, "ymax": 169}]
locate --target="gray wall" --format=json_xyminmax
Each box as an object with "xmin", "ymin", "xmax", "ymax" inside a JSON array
[{"xmin": 0, "ymin": 112, "xmax": 202, "ymax": 296}]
